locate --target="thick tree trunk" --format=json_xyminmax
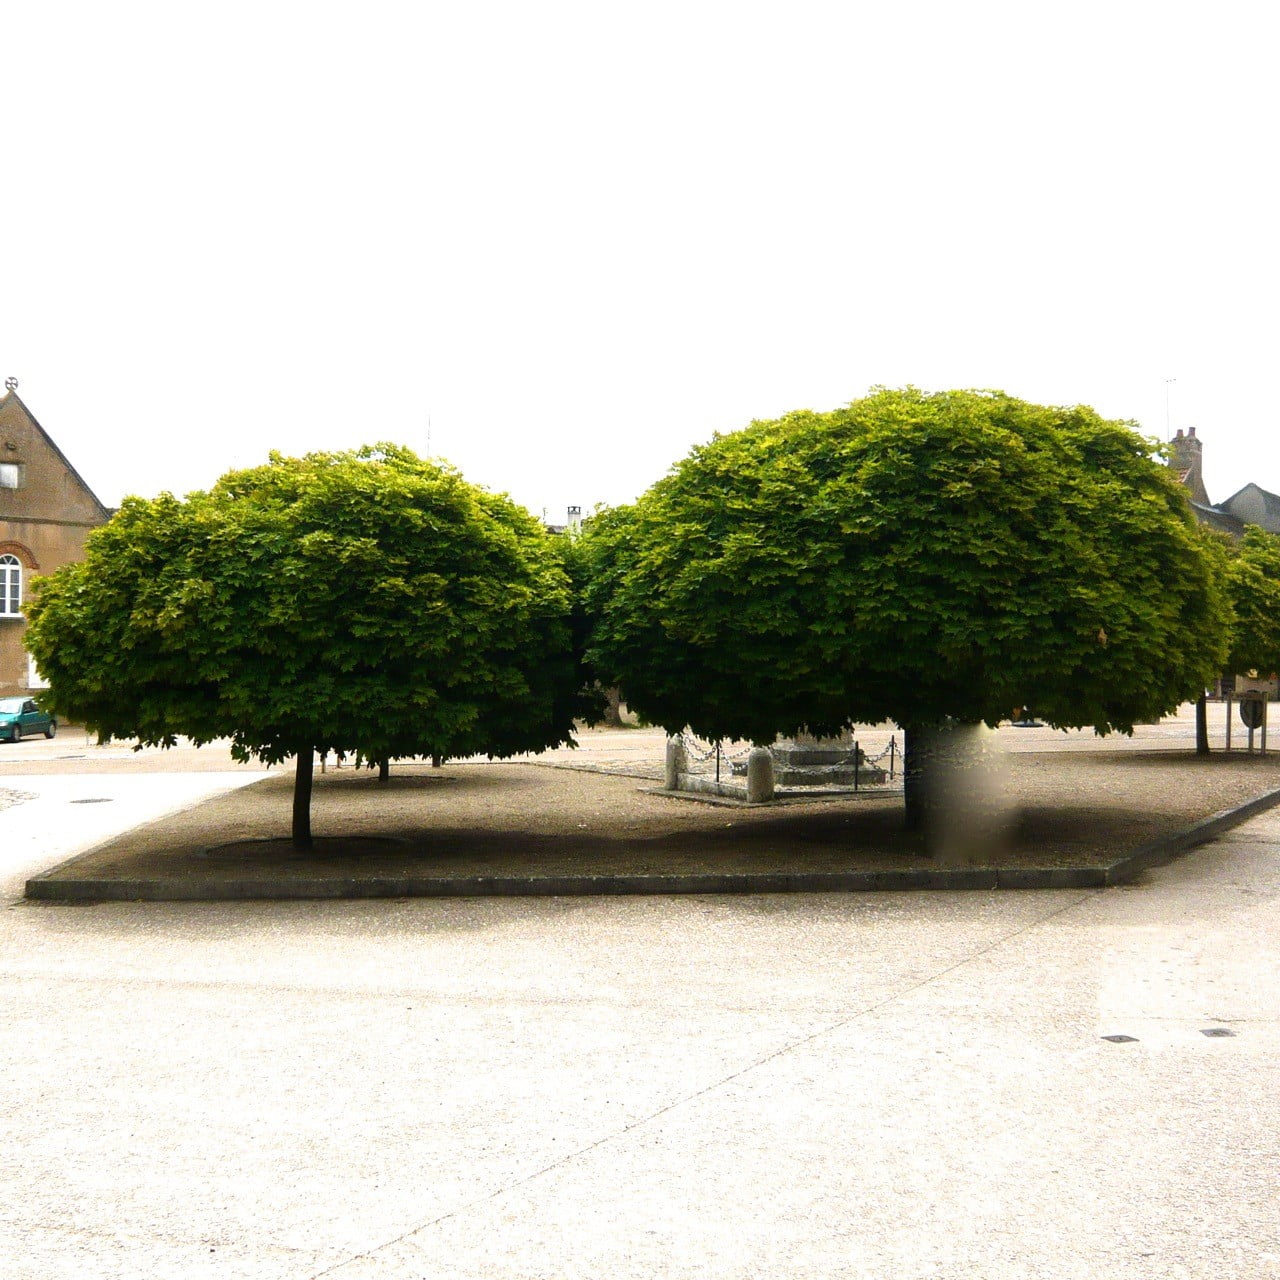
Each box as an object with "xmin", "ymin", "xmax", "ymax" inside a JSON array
[
  {"xmin": 903, "ymin": 721, "xmax": 994, "ymax": 859},
  {"xmin": 379, "ymin": 759, "xmax": 390, "ymax": 783},
  {"xmin": 293, "ymin": 748, "xmax": 315, "ymax": 851},
  {"xmin": 902, "ymin": 725, "xmax": 931, "ymax": 834},
  {"xmin": 1195, "ymin": 692, "xmax": 1210, "ymax": 756},
  {"xmin": 601, "ymin": 686, "xmax": 625, "ymax": 727}
]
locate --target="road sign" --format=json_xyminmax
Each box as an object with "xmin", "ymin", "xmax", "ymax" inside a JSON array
[{"xmin": 1240, "ymin": 694, "xmax": 1265, "ymax": 730}]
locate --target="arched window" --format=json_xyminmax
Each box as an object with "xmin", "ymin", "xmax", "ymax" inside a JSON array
[{"xmin": 1, "ymin": 554, "xmax": 20, "ymax": 616}]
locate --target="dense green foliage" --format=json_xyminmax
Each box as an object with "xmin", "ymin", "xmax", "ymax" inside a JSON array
[
  {"xmin": 27, "ymin": 443, "xmax": 597, "ymax": 781},
  {"xmin": 1224, "ymin": 526, "xmax": 1280, "ymax": 678},
  {"xmin": 584, "ymin": 388, "xmax": 1232, "ymax": 743}
]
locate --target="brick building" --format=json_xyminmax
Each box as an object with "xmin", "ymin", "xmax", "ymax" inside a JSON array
[{"xmin": 0, "ymin": 382, "xmax": 110, "ymax": 697}]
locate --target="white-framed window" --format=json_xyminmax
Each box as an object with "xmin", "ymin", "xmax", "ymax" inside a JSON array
[
  {"xmin": 1, "ymin": 554, "xmax": 21, "ymax": 616},
  {"xmin": 26, "ymin": 652, "xmax": 48, "ymax": 689},
  {"xmin": 0, "ymin": 462, "xmax": 22, "ymax": 489}
]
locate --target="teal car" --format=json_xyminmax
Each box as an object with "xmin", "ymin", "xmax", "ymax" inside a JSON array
[{"xmin": 0, "ymin": 697, "xmax": 57, "ymax": 742}]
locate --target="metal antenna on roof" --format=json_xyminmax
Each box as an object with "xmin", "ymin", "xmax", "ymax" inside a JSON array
[{"xmin": 1165, "ymin": 377, "xmax": 1176, "ymax": 441}]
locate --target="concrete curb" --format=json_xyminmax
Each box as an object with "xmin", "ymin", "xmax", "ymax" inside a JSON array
[
  {"xmin": 24, "ymin": 783, "xmax": 1280, "ymax": 903},
  {"xmin": 24, "ymin": 866, "xmax": 1103, "ymax": 901},
  {"xmin": 1099, "ymin": 781, "xmax": 1280, "ymax": 885}
]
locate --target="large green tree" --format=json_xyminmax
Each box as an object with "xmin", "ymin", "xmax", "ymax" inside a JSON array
[
  {"xmin": 583, "ymin": 388, "xmax": 1232, "ymax": 830},
  {"xmin": 26, "ymin": 445, "xmax": 598, "ymax": 848}
]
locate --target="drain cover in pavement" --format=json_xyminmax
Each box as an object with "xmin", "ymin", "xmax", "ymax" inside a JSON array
[
  {"xmin": 71, "ymin": 798, "xmax": 114, "ymax": 805},
  {"xmin": 1200, "ymin": 1028, "xmax": 1236, "ymax": 1037},
  {"xmin": 1101, "ymin": 1034, "xmax": 1138, "ymax": 1043}
]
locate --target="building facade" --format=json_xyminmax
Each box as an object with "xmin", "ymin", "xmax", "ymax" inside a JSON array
[{"xmin": 0, "ymin": 383, "xmax": 110, "ymax": 697}]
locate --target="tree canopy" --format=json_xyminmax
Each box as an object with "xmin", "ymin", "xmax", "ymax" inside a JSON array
[
  {"xmin": 583, "ymin": 388, "xmax": 1232, "ymax": 745},
  {"xmin": 26, "ymin": 444, "xmax": 598, "ymax": 845},
  {"xmin": 1224, "ymin": 526, "xmax": 1280, "ymax": 681}
]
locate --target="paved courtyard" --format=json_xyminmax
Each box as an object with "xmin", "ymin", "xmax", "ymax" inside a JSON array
[{"xmin": 2, "ymin": 716, "xmax": 1279, "ymax": 1277}]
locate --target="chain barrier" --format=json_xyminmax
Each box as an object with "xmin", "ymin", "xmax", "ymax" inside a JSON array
[
  {"xmin": 680, "ymin": 732, "xmax": 753, "ymax": 763},
  {"xmin": 678, "ymin": 732, "xmax": 754, "ymax": 782},
  {"xmin": 676, "ymin": 731, "xmax": 900, "ymax": 782},
  {"xmin": 864, "ymin": 738, "xmax": 899, "ymax": 770}
]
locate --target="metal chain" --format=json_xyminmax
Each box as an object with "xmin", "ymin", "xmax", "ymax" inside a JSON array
[
  {"xmin": 679, "ymin": 732, "xmax": 753, "ymax": 765},
  {"xmin": 678, "ymin": 731, "xmax": 900, "ymax": 777},
  {"xmin": 864, "ymin": 737, "xmax": 899, "ymax": 766},
  {"xmin": 681, "ymin": 733, "xmax": 898, "ymax": 763}
]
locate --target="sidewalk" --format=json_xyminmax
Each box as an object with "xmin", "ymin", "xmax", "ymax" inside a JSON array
[{"xmin": 3, "ymin": 729, "xmax": 1280, "ymax": 1277}]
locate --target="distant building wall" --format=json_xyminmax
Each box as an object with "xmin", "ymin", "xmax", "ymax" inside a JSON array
[{"xmin": 0, "ymin": 385, "xmax": 110, "ymax": 697}]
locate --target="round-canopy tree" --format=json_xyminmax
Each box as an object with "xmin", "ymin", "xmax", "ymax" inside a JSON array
[
  {"xmin": 26, "ymin": 444, "xmax": 598, "ymax": 847},
  {"xmin": 583, "ymin": 388, "xmax": 1232, "ymax": 827}
]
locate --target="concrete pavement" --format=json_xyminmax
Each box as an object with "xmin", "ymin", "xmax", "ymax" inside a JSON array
[
  {"xmin": 3, "ymin": 769, "xmax": 1280, "ymax": 1277},
  {"xmin": 0, "ymin": 772, "xmax": 268, "ymax": 900}
]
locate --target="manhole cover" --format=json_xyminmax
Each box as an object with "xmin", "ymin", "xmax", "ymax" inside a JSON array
[
  {"xmin": 1200, "ymin": 1028, "xmax": 1236, "ymax": 1038},
  {"xmin": 1101, "ymin": 1034, "xmax": 1138, "ymax": 1043}
]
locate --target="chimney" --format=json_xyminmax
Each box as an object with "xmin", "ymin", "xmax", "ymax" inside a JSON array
[{"xmin": 1169, "ymin": 428, "xmax": 1209, "ymax": 505}]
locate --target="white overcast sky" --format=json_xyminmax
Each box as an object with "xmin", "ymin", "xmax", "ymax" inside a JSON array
[{"xmin": 3, "ymin": 1, "xmax": 1276, "ymax": 519}]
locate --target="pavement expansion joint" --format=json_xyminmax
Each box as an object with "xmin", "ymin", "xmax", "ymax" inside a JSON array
[{"xmin": 348, "ymin": 883, "xmax": 1107, "ymax": 1262}]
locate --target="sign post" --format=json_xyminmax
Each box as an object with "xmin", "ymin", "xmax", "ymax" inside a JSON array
[{"xmin": 1239, "ymin": 693, "xmax": 1265, "ymax": 753}]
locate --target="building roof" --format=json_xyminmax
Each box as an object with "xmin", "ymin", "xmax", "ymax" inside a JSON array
[
  {"xmin": 0, "ymin": 387, "xmax": 111, "ymax": 522},
  {"xmin": 1188, "ymin": 501, "xmax": 1245, "ymax": 537},
  {"xmin": 1218, "ymin": 483, "xmax": 1280, "ymax": 534}
]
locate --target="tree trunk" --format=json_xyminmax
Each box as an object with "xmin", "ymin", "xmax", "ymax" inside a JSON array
[
  {"xmin": 379, "ymin": 759, "xmax": 390, "ymax": 782},
  {"xmin": 902, "ymin": 725, "xmax": 930, "ymax": 834},
  {"xmin": 293, "ymin": 748, "xmax": 315, "ymax": 851},
  {"xmin": 602, "ymin": 686, "xmax": 625, "ymax": 727},
  {"xmin": 1195, "ymin": 692, "xmax": 1210, "ymax": 756}
]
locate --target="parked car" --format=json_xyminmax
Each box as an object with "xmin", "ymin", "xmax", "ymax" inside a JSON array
[{"xmin": 0, "ymin": 697, "xmax": 57, "ymax": 742}]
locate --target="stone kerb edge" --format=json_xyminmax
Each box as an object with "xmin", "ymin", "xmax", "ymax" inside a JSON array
[{"xmin": 1101, "ymin": 782, "xmax": 1280, "ymax": 885}]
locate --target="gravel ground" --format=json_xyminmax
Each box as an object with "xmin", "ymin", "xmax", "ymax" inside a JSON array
[
  {"xmin": 11, "ymin": 707, "xmax": 1280, "ymax": 890},
  {"xmin": 26, "ymin": 742, "xmax": 1280, "ymax": 889}
]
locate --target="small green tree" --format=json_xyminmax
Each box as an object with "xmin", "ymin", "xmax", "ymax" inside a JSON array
[
  {"xmin": 26, "ymin": 445, "xmax": 599, "ymax": 848},
  {"xmin": 1225, "ymin": 527, "xmax": 1280, "ymax": 677},
  {"xmin": 1190, "ymin": 525, "xmax": 1280, "ymax": 753},
  {"xmin": 583, "ymin": 388, "xmax": 1233, "ymax": 832}
]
